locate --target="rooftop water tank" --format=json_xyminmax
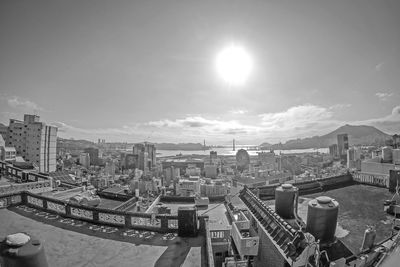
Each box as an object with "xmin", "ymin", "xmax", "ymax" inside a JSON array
[
  {"xmin": 275, "ymin": 184, "xmax": 298, "ymax": 219},
  {"xmin": 0, "ymin": 233, "xmax": 48, "ymax": 267},
  {"xmin": 306, "ymin": 196, "xmax": 339, "ymax": 244},
  {"xmin": 393, "ymin": 149, "xmax": 400, "ymax": 165},
  {"xmin": 382, "ymin": 146, "xmax": 393, "ymax": 163}
]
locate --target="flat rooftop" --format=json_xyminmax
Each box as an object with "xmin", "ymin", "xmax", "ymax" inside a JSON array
[
  {"xmin": 160, "ymin": 203, "xmax": 231, "ymax": 231},
  {"xmin": 0, "ymin": 208, "xmax": 206, "ymax": 267},
  {"xmin": 265, "ymin": 184, "xmax": 394, "ymax": 253}
]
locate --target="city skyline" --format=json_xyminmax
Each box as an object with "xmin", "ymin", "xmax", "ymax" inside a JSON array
[{"xmin": 1, "ymin": 0, "xmax": 400, "ymax": 144}]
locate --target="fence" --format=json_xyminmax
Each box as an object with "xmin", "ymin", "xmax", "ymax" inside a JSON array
[
  {"xmin": 353, "ymin": 172, "xmax": 389, "ymax": 188},
  {"xmin": 0, "ymin": 191, "xmax": 177, "ymax": 232},
  {"xmin": 0, "ymin": 190, "xmax": 212, "ymax": 234},
  {"xmin": 0, "ymin": 180, "xmax": 52, "ymax": 195}
]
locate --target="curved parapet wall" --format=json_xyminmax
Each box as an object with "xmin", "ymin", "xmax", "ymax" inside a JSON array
[
  {"xmin": 0, "ymin": 191, "xmax": 207, "ymax": 233},
  {"xmin": 255, "ymin": 174, "xmax": 354, "ymax": 200}
]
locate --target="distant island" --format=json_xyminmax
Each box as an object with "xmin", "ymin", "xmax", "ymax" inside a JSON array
[{"xmin": 260, "ymin": 124, "xmax": 391, "ymax": 150}]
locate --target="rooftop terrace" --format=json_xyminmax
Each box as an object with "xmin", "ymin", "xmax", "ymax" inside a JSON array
[
  {"xmin": 265, "ymin": 184, "xmax": 394, "ymax": 253},
  {"xmin": 0, "ymin": 207, "xmax": 206, "ymax": 267}
]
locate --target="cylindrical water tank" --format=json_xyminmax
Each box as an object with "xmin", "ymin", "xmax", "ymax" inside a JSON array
[
  {"xmin": 275, "ymin": 184, "xmax": 298, "ymax": 219},
  {"xmin": 306, "ymin": 196, "xmax": 339, "ymax": 244},
  {"xmin": 360, "ymin": 227, "xmax": 376, "ymax": 252},
  {"xmin": 0, "ymin": 233, "xmax": 48, "ymax": 267},
  {"xmin": 382, "ymin": 146, "xmax": 393, "ymax": 162},
  {"xmin": 393, "ymin": 149, "xmax": 400, "ymax": 165}
]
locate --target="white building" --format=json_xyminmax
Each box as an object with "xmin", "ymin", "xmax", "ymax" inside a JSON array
[
  {"xmin": 347, "ymin": 147, "xmax": 361, "ymax": 170},
  {"xmin": 79, "ymin": 153, "xmax": 90, "ymax": 169},
  {"xmin": 6, "ymin": 114, "xmax": 57, "ymax": 172}
]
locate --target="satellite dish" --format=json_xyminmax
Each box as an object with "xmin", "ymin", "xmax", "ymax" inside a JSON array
[{"xmin": 236, "ymin": 149, "xmax": 250, "ymax": 172}]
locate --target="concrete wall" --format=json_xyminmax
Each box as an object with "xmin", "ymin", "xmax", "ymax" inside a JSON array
[
  {"xmin": 253, "ymin": 219, "xmax": 287, "ymax": 267},
  {"xmin": 361, "ymin": 160, "xmax": 396, "ymax": 175}
]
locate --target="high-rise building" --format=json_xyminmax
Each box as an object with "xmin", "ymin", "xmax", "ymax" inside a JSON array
[
  {"xmin": 347, "ymin": 147, "xmax": 361, "ymax": 169},
  {"xmin": 6, "ymin": 114, "xmax": 57, "ymax": 172},
  {"xmin": 79, "ymin": 153, "xmax": 90, "ymax": 169},
  {"xmin": 84, "ymin": 147, "xmax": 99, "ymax": 165},
  {"xmin": 210, "ymin": 151, "xmax": 218, "ymax": 164},
  {"xmin": 329, "ymin": 144, "xmax": 338, "ymax": 158},
  {"xmin": 133, "ymin": 142, "xmax": 156, "ymax": 173},
  {"xmin": 337, "ymin": 133, "xmax": 349, "ymax": 157},
  {"xmin": 0, "ymin": 123, "xmax": 8, "ymax": 141},
  {"xmin": 393, "ymin": 134, "xmax": 400, "ymax": 149},
  {"xmin": 258, "ymin": 151, "xmax": 276, "ymax": 170}
]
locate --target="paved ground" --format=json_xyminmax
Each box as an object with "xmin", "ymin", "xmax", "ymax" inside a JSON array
[
  {"xmin": 97, "ymin": 197, "xmax": 124, "ymax": 210},
  {"xmin": 0, "ymin": 208, "xmax": 206, "ymax": 267}
]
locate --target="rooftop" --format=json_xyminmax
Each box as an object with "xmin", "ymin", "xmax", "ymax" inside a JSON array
[
  {"xmin": 265, "ymin": 184, "xmax": 394, "ymax": 253},
  {"xmin": 0, "ymin": 207, "xmax": 206, "ymax": 267}
]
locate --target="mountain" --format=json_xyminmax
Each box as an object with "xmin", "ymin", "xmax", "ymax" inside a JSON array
[
  {"xmin": 57, "ymin": 138, "xmax": 99, "ymax": 154},
  {"xmin": 260, "ymin": 125, "xmax": 391, "ymax": 150}
]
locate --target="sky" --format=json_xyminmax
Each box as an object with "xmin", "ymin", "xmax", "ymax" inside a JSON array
[{"xmin": 0, "ymin": 0, "xmax": 399, "ymax": 145}]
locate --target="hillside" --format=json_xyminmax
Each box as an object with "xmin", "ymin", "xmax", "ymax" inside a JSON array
[{"xmin": 260, "ymin": 125, "xmax": 391, "ymax": 149}]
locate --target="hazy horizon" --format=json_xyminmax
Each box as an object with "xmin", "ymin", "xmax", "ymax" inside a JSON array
[{"xmin": 1, "ymin": 0, "xmax": 399, "ymax": 144}]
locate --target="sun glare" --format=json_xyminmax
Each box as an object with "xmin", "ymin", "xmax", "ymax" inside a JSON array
[{"xmin": 216, "ymin": 44, "xmax": 253, "ymax": 86}]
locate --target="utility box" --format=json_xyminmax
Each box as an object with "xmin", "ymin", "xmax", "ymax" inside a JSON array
[{"xmin": 178, "ymin": 206, "xmax": 198, "ymax": 237}]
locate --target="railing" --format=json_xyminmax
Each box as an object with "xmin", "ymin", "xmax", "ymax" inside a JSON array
[
  {"xmin": 114, "ymin": 196, "xmax": 137, "ymax": 211},
  {"xmin": 0, "ymin": 191, "xmax": 180, "ymax": 233},
  {"xmin": 0, "ymin": 160, "xmax": 52, "ymax": 184},
  {"xmin": 353, "ymin": 172, "xmax": 389, "ymax": 188},
  {"xmin": 256, "ymin": 173, "xmax": 354, "ymax": 199},
  {"xmin": 204, "ymin": 218, "xmax": 215, "ymax": 267},
  {"xmin": 0, "ymin": 180, "xmax": 52, "ymax": 195}
]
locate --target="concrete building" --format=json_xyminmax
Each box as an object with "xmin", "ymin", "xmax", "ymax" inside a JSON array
[
  {"xmin": 392, "ymin": 134, "xmax": 400, "ymax": 149},
  {"xmin": 200, "ymin": 182, "xmax": 229, "ymax": 197},
  {"xmin": 329, "ymin": 144, "xmax": 338, "ymax": 158},
  {"xmin": 161, "ymin": 158, "xmax": 204, "ymax": 174},
  {"xmin": 0, "ymin": 123, "xmax": 8, "ymax": 141},
  {"xmin": 6, "ymin": 114, "xmax": 57, "ymax": 172},
  {"xmin": 163, "ymin": 166, "xmax": 180, "ymax": 187},
  {"xmin": 210, "ymin": 151, "xmax": 218, "ymax": 164},
  {"xmin": 0, "ymin": 135, "xmax": 16, "ymax": 162},
  {"xmin": 79, "ymin": 153, "xmax": 90, "ymax": 169},
  {"xmin": 186, "ymin": 165, "xmax": 201, "ymax": 176},
  {"xmin": 204, "ymin": 164, "xmax": 218, "ymax": 178},
  {"xmin": 177, "ymin": 177, "xmax": 200, "ymax": 196},
  {"xmin": 133, "ymin": 142, "xmax": 156, "ymax": 174},
  {"xmin": 347, "ymin": 147, "xmax": 361, "ymax": 170},
  {"xmin": 83, "ymin": 147, "xmax": 99, "ymax": 166},
  {"xmin": 258, "ymin": 151, "xmax": 276, "ymax": 170},
  {"xmin": 337, "ymin": 133, "xmax": 349, "ymax": 158}
]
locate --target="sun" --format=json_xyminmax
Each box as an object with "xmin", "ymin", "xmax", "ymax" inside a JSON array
[{"xmin": 215, "ymin": 44, "xmax": 253, "ymax": 86}]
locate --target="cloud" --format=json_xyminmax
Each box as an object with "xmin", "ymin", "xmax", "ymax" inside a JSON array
[
  {"xmin": 6, "ymin": 96, "xmax": 44, "ymax": 111},
  {"xmin": 355, "ymin": 105, "xmax": 400, "ymax": 133},
  {"xmin": 329, "ymin": 103, "xmax": 351, "ymax": 110},
  {"xmin": 147, "ymin": 116, "xmax": 258, "ymax": 134},
  {"xmin": 48, "ymin": 104, "xmax": 400, "ymax": 144},
  {"xmin": 375, "ymin": 92, "xmax": 393, "ymax": 101},
  {"xmin": 375, "ymin": 62, "xmax": 384, "ymax": 72},
  {"xmin": 259, "ymin": 105, "xmax": 333, "ymax": 130},
  {"xmin": 230, "ymin": 109, "xmax": 248, "ymax": 115}
]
